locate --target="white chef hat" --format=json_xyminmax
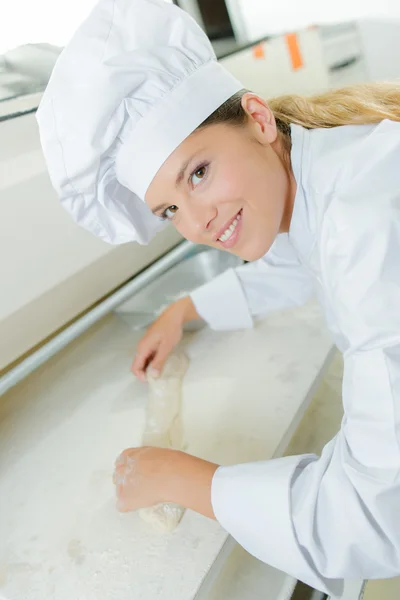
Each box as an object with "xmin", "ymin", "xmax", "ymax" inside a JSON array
[{"xmin": 36, "ymin": 0, "xmax": 243, "ymax": 245}]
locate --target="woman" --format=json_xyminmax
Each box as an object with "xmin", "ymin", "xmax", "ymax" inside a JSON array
[{"xmin": 36, "ymin": 0, "xmax": 400, "ymax": 594}]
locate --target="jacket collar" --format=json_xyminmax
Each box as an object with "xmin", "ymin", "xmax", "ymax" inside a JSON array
[{"xmin": 288, "ymin": 124, "xmax": 317, "ymax": 266}]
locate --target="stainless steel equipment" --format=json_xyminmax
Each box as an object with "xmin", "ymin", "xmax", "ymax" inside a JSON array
[
  {"xmin": 115, "ymin": 246, "xmax": 243, "ymax": 330},
  {"xmin": 0, "ymin": 242, "xmax": 242, "ymax": 395}
]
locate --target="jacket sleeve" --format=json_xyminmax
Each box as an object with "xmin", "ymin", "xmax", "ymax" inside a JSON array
[
  {"xmin": 190, "ymin": 233, "xmax": 316, "ymax": 330},
  {"xmin": 211, "ymin": 121, "xmax": 400, "ymax": 595}
]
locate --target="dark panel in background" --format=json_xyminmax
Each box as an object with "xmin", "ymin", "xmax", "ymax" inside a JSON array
[
  {"xmin": 197, "ymin": 0, "xmax": 234, "ymax": 39},
  {"xmin": 175, "ymin": 0, "xmax": 234, "ymax": 40}
]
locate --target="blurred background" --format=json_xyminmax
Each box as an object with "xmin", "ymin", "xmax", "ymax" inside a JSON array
[{"xmin": 2, "ymin": 0, "xmax": 400, "ymax": 104}]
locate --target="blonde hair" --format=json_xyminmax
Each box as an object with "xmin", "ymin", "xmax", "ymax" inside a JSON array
[
  {"xmin": 269, "ymin": 81, "xmax": 400, "ymax": 129},
  {"xmin": 199, "ymin": 81, "xmax": 400, "ymax": 132}
]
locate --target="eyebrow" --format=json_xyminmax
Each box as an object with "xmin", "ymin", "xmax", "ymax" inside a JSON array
[{"xmin": 150, "ymin": 149, "xmax": 205, "ymax": 215}]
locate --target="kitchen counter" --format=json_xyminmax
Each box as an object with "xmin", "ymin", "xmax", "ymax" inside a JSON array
[{"xmin": 0, "ymin": 300, "xmax": 334, "ymax": 599}]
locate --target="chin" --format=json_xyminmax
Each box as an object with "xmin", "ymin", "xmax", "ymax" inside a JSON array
[{"xmin": 237, "ymin": 239, "xmax": 274, "ymax": 262}]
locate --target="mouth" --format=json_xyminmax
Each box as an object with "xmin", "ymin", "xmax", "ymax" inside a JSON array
[{"xmin": 215, "ymin": 209, "xmax": 242, "ymax": 249}]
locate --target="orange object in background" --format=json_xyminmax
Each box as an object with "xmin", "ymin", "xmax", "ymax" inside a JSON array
[
  {"xmin": 285, "ymin": 33, "xmax": 304, "ymax": 71},
  {"xmin": 252, "ymin": 43, "xmax": 265, "ymax": 59}
]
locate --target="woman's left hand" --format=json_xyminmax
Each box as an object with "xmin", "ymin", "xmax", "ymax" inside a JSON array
[
  {"xmin": 113, "ymin": 447, "xmax": 177, "ymax": 511},
  {"xmin": 113, "ymin": 447, "xmax": 219, "ymax": 519}
]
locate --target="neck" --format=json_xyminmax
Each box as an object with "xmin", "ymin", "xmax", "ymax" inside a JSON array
[
  {"xmin": 276, "ymin": 130, "xmax": 296, "ymax": 233},
  {"xmin": 280, "ymin": 166, "xmax": 296, "ymax": 233}
]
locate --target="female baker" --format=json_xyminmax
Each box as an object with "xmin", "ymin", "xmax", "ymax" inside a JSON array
[{"xmin": 36, "ymin": 0, "xmax": 400, "ymax": 593}]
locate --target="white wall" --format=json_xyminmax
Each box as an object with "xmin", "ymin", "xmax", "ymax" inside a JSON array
[
  {"xmin": 358, "ymin": 19, "xmax": 400, "ymax": 81},
  {"xmin": 0, "ymin": 0, "xmax": 96, "ymax": 54},
  {"xmin": 0, "ymin": 0, "xmax": 175, "ymax": 54},
  {"xmin": 220, "ymin": 28, "xmax": 329, "ymax": 98},
  {"xmin": 176, "ymin": 0, "xmax": 205, "ymax": 28},
  {"xmin": 225, "ymin": 0, "xmax": 400, "ymax": 43},
  {"xmin": 3, "ymin": 0, "xmax": 400, "ymax": 55}
]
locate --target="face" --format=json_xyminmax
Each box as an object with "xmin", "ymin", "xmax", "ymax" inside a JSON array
[{"xmin": 145, "ymin": 94, "xmax": 295, "ymax": 261}]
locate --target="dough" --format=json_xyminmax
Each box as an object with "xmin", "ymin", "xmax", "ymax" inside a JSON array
[
  {"xmin": 141, "ymin": 352, "xmax": 188, "ymax": 449},
  {"xmin": 139, "ymin": 351, "xmax": 189, "ymax": 532},
  {"xmin": 139, "ymin": 502, "xmax": 185, "ymax": 533}
]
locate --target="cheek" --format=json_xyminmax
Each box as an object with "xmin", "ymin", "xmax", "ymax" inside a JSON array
[
  {"xmin": 173, "ymin": 216, "xmax": 203, "ymax": 244},
  {"xmin": 245, "ymin": 158, "xmax": 287, "ymax": 215},
  {"xmin": 213, "ymin": 164, "xmax": 247, "ymax": 203},
  {"xmin": 224, "ymin": 151, "xmax": 271, "ymax": 209}
]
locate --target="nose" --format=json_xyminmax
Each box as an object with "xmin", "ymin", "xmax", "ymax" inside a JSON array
[{"xmin": 183, "ymin": 198, "xmax": 218, "ymax": 238}]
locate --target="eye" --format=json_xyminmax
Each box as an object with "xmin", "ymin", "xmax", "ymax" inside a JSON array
[
  {"xmin": 190, "ymin": 164, "xmax": 208, "ymax": 187},
  {"xmin": 162, "ymin": 205, "xmax": 179, "ymax": 220}
]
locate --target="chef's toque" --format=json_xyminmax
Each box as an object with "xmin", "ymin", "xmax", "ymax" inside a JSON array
[{"xmin": 36, "ymin": 0, "xmax": 243, "ymax": 244}]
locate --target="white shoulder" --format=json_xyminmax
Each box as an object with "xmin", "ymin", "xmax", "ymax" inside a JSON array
[
  {"xmin": 307, "ymin": 119, "xmax": 400, "ymax": 199},
  {"xmin": 319, "ymin": 120, "xmax": 400, "ymax": 353}
]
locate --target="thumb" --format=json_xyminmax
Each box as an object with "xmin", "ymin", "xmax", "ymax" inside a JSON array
[{"xmin": 148, "ymin": 344, "xmax": 171, "ymax": 378}]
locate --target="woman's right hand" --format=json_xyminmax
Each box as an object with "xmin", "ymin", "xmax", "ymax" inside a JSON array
[{"xmin": 131, "ymin": 296, "xmax": 200, "ymax": 382}]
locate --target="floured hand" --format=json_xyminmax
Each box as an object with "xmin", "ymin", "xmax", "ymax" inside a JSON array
[
  {"xmin": 113, "ymin": 447, "xmax": 218, "ymax": 520},
  {"xmin": 113, "ymin": 447, "xmax": 174, "ymax": 512}
]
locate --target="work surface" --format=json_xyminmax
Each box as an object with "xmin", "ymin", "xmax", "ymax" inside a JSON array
[{"xmin": 0, "ymin": 301, "xmax": 334, "ymax": 600}]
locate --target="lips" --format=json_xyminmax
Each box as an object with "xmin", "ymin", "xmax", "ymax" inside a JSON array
[
  {"xmin": 216, "ymin": 210, "xmax": 243, "ymax": 250},
  {"xmin": 214, "ymin": 210, "xmax": 242, "ymax": 243}
]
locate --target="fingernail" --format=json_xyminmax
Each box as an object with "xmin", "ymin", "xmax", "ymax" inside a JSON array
[
  {"xmin": 115, "ymin": 454, "xmax": 125, "ymax": 467},
  {"xmin": 147, "ymin": 367, "xmax": 160, "ymax": 379}
]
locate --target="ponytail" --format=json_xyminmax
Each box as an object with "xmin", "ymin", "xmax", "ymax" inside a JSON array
[
  {"xmin": 268, "ymin": 82, "xmax": 400, "ymax": 129},
  {"xmin": 200, "ymin": 82, "xmax": 400, "ymax": 131}
]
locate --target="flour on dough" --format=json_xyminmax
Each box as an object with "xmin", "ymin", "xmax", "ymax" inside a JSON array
[
  {"xmin": 139, "ymin": 502, "xmax": 185, "ymax": 532},
  {"xmin": 139, "ymin": 351, "xmax": 189, "ymax": 532}
]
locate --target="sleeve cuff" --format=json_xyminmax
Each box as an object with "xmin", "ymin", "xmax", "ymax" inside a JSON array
[
  {"xmin": 190, "ymin": 268, "xmax": 253, "ymax": 331},
  {"xmin": 211, "ymin": 457, "xmax": 342, "ymax": 596}
]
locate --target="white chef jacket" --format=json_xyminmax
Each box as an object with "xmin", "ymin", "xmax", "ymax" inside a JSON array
[{"xmin": 190, "ymin": 120, "xmax": 400, "ymax": 595}]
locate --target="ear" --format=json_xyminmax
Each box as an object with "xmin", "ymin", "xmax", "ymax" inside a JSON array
[{"xmin": 241, "ymin": 93, "xmax": 277, "ymax": 144}]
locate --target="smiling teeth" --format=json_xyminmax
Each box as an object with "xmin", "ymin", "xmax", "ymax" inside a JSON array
[{"xmin": 219, "ymin": 213, "xmax": 241, "ymax": 242}]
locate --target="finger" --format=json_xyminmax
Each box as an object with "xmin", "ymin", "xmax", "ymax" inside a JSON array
[
  {"xmin": 131, "ymin": 352, "xmax": 147, "ymax": 379},
  {"xmin": 132, "ymin": 349, "xmax": 156, "ymax": 381},
  {"xmin": 117, "ymin": 499, "xmax": 130, "ymax": 513},
  {"xmin": 114, "ymin": 448, "xmax": 133, "ymax": 468},
  {"xmin": 113, "ymin": 463, "xmax": 125, "ymax": 485},
  {"xmin": 115, "ymin": 454, "xmax": 125, "ymax": 468},
  {"xmin": 148, "ymin": 344, "xmax": 171, "ymax": 377},
  {"xmin": 115, "ymin": 484, "xmax": 126, "ymax": 512},
  {"xmin": 115, "ymin": 481, "xmax": 134, "ymax": 513},
  {"xmin": 114, "ymin": 453, "xmax": 126, "ymax": 468}
]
